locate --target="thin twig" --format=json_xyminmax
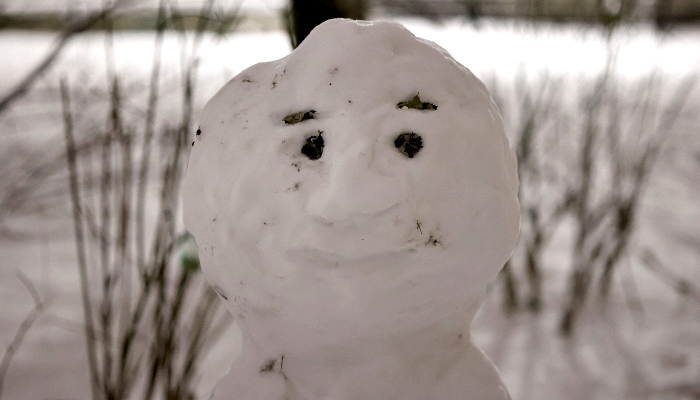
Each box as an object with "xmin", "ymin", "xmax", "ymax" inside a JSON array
[
  {"xmin": 0, "ymin": 272, "xmax": 44, "ymax": 400},
  {"xmin": 136, "ymin": 0, "xmax": 167, "ymax": 278},
  {"xmin": 60, "ymin": 78, "xmax": 102, "ymax": 400},
  {"xmin": 99, "ymin": 86, "xmax": 115, "ymax": 400}
]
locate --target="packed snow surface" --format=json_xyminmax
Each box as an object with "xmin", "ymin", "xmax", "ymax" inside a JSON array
[{"xmin": 182, "ymin": 18, "xmax": 519, "ymax": 400}]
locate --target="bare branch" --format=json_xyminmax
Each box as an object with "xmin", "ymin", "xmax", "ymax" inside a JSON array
[
  {"xmin": 60, "ymin": 78, "xmax": 102, "ymax": 400},
  {"xmin": 0, "ymin": 272, "xmax": 48, "ymax": 400},
  {"xmin": 0, "ymin": 0, "xmax": 135, "ymax": 117}
]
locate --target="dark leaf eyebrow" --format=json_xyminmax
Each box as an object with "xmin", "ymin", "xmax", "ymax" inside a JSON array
[
  {"xmin": 283, "ymin": 110, "xmax": 316, "ymax": 124},
  {"xmin": 397, "ymin": 93, "xmax": 437, "ymax": 110}
]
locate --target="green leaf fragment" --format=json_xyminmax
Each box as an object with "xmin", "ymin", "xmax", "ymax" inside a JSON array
[
  {"xmin": 180, "ymin": 255, "xmax": 200, "ymax": 273},
  {"xmin": 397, "ymin": 94, "xmax": 437, "ymax": 110},
  {"xmin": 177, "ymin": 232, "xmax": 200, "ymax": 273},
  {"xmin": 283, "ymin": 110, "xmax": 316, "ymax": 124}
]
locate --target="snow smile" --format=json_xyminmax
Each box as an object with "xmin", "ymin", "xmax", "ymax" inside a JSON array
[
  {"xmin": 282, "ymin": 213, "xmax": 447, "ymax": 263},
  {"xmin": 307, "ymin": 201, "xmax": 402, "ymax": 226}
]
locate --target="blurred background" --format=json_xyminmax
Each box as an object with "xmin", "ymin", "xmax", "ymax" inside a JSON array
[{"xmin": 0, "ymin": 0, "xmax": 699, "ymax": 399}]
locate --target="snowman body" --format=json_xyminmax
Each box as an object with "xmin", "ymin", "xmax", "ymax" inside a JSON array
[{"xmin": 183, "ymin": 18, "xmax": 518, "ymax": 400}]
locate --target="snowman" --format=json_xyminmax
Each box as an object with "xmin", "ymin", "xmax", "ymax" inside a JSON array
[{"xmin": 183, "ymin": 18, "xmax": 519, "ymax": 400}]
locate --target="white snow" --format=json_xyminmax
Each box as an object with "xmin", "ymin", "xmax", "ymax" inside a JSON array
[{"xmin": 182, "ymin": 18, "xmax": 519, "ymax": 399}]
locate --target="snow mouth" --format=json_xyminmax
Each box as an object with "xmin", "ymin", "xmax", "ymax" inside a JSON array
[
  {"xmin": 291, "ymin": 202, "xmax": 422, "ymax": 259},
  {"xmin": 307, "ymin": 202, "xmax": 402, "ymax": 226},
  {"xmin": 287, "ymin": 237, "xmax": 412, "ymax": 264}
]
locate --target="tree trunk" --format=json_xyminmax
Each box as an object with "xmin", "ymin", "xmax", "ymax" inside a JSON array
[{"xmin": 286, "ymin": 0, "xmax": 366, "ymax": 48}]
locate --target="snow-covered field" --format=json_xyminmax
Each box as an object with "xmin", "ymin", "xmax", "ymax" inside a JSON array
[{"xmin": 1, "ymin": 17, "xmax": 699, "ymax": 399}]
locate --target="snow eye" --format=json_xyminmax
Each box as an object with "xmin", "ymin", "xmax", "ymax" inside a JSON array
[
  {"xmin": 302, "ymin": 130, "xmax": 324, "ymax": 160},
  {"xmin": 394, "ymin": 132, "xmax": 423, "ymax": 158}
]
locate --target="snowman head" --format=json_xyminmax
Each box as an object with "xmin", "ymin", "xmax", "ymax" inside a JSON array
[{"xmin": 183, "ymin": 19, "xmax": 519, "ymax": 351}]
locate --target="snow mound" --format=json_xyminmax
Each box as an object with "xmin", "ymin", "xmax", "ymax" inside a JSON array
[{"xmin": 183, "ymin": 18, "xmax": 518, "ymax": 400}]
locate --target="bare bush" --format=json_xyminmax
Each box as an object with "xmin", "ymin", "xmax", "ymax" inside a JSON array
[
  {"xmin": 488, "ymin": 50, "xmax": 699, "ymax": 335},
  {"xmin": 56, "ymin": 2, "xmax": 241, "ymax": 399}
]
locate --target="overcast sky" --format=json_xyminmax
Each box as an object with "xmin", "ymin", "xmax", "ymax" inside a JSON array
[{"xmin": 0, "ymin": 0, "xmax": 286, "ymax": 12}]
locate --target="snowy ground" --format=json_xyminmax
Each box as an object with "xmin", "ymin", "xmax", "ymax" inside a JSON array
[{"xmin": 1, "ymin": 18, "xmax": 699, "ymax": 399}]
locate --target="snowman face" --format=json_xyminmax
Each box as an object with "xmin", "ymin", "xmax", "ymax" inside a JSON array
[{"xmin": 182, "ymin": 19, "xmax": 519, "ymax": 345}]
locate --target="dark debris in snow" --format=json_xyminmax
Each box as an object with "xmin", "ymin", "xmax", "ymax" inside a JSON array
[{"xmin": 260, "ymin": 359, "xmax": 276, "ymax": 373}]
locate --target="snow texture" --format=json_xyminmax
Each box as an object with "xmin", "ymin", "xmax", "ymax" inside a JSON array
[{"xmin": 182, "ymin": 18, "xmax": 519, "ymax": 400}]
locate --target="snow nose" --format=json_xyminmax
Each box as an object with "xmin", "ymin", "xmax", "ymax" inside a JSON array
[{"xmin": 306, "ymin": 145, "xmax": 402, "ymax": 223}]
